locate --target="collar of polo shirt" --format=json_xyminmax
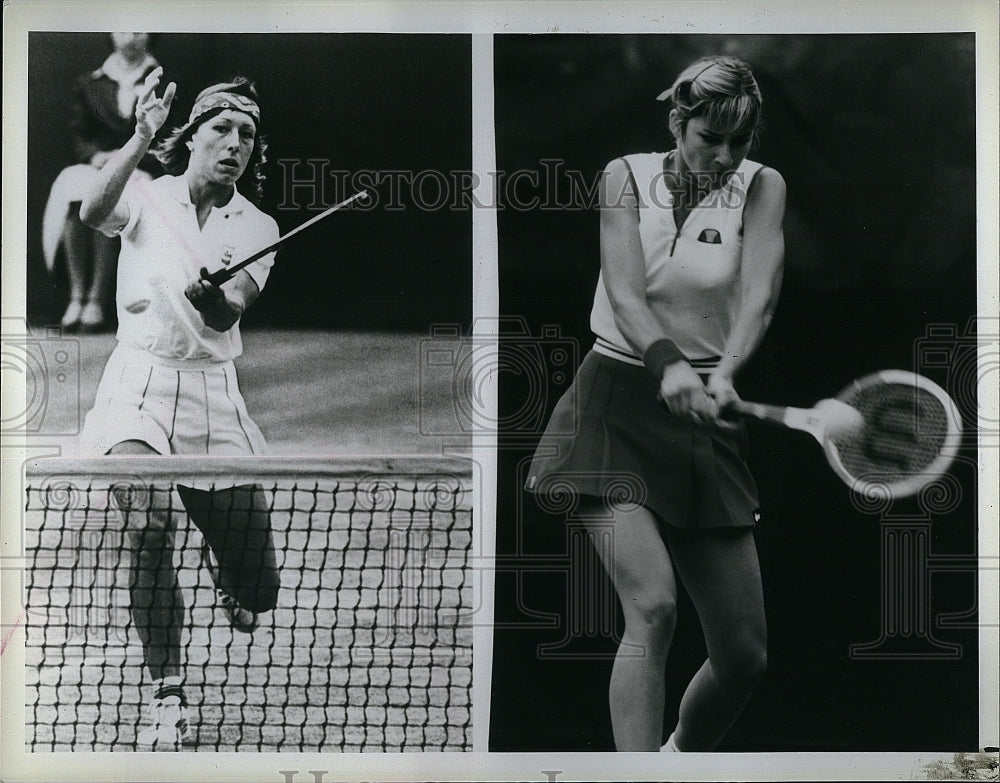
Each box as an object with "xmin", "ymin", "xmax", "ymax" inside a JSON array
[{"xmin": 171, "ymin": 175, "xmax": 248, "ymax": 217}]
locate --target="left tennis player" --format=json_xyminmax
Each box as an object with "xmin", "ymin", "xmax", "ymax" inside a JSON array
[{"xmin": 80, "ymin": 67, "xmax": 281, "ymax": 749}]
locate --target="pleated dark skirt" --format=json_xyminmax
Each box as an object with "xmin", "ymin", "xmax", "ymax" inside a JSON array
[{"xmin": 525, "ymin": 350, "xmax": 760, "ymax": 530}]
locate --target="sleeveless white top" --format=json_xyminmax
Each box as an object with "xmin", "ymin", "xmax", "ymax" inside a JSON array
[{"xmin": 591, "ymin": 153, "xmax": 763, "ymax": 370}]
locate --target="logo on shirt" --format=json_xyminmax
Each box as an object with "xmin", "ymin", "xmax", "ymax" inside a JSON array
[
  {"xmin": 698, "ymin": 228, "xmax": 722, "ymax": 244},
  {"xmin": 221, "ymin": 245, "xmax": 235, "ymax": 266}
]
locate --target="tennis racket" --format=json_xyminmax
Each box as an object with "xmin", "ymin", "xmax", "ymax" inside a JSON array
[
  {"xmin": 725, "ymin": 370, "xmax": 962, "ymax": 498},
  {"xmin": 201, "ymin": 189, "xmax": 370, "ymax": 287}
]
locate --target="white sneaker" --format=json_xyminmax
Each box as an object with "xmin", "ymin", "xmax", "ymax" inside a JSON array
[
  {"xmin": 79, "ymin": 300, "xmax": 106, "ymax": 332},
  {"xmin": 61, "ymin": 299, "xmax": 83, "ymax": 329},
  {"xmin": 137, "ymin": 695, "xmax": 192, "ymax": 749}
]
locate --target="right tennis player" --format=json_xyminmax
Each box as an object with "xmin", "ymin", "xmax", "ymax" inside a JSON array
[
  {"xmin": 79, "ymin": 67, "xmax": 281, "ymax": 748},
  {"xmin": 525, "ymin": 55, "xmax": 786, "ymax": 752}
]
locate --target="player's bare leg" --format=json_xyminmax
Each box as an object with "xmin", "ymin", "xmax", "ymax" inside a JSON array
[
  {"xmin": 81, "ymin": 229, "xmax": 117, "ymax": 331},
  {"xmin": 663, "ymin": 526, "xmax": 767, "ymax": 751},
  {"xmin": 60, "ymin": 205, "xmax": 90, "ymax": 329},
  {"xmin": 581, "ymin": 497, "xmax": 678, "ymax": 751},
  {"xmin": 181, "ymin": 484, "xmax": 279, "ymax": 632},
  {"xmin": 109, "ymin": 440, "xmax": 191, "ymax": 747}
]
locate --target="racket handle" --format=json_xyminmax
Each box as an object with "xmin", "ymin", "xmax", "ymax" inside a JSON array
[
  {"xmin": 202, "ymin": 267, "xmax": 234, "ymax": 287},
  {"xmin": 722, "ymin": 400, "xmax": 789, "ymax": 424},
  {"xmin": 197, "ymin": 189, "xmax": 370, "ymax": 290}
]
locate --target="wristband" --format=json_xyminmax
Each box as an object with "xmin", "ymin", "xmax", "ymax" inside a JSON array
[
  {"xmin": 136, "ymin": 127, "xmax": 155, "ymax": 142},
  {"xmin": 643, "ymin": 339, "xmax": 687, "ymax": 380}
]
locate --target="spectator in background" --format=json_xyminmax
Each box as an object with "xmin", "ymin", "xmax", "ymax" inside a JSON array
[{"xmin": 42, "ymin": 32, "xmax": 162, "ymax": 332}]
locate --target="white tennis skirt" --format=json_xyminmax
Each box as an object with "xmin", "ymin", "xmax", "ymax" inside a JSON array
[{"xmin": 80, "ymin": 344, "xmax": 268, "ymax": 456}]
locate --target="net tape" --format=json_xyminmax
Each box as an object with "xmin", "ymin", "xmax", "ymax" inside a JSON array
[{"xmin": 23, "ymin": 457, "xmax": 473, "ymax": 752}]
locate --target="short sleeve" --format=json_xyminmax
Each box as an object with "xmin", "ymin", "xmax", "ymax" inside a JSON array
[
  {"xmin": 105, "ymin": 179, "xmax": 146, "ymax": 239},
  {"xmin": 242, "ymin": 213, "xmax": 279, "ymax": 292}
]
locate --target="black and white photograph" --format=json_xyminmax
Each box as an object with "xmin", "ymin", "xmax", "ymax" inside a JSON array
[
  {"xmin": 1, "ymin": 3, "xmax": 997, "ymax": 783},
  {"xmin": 10, "ymin": 30, "xmax": 475, "ymax": 755},
  {"xmin": 489, "ymin": 31, "xmax": 993, "ymax": 759}
]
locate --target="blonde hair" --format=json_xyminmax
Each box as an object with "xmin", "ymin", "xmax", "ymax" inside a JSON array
[{"xmin": 659, "ymin": 56, "xmax": 763, "ymax": 139}]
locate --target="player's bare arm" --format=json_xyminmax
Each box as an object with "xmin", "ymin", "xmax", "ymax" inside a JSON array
[
  {"xmin": 599, "ymin": 158, "xmax": 713, "ymax": 421},
  {"xmin": 184, "ymin": 269, "xmax": 260, "ymax": 332},
  {"xmin": 80, "ymin": 67, "xmax": 176, "ymax": 234},
  {"xmin": 707, "ymin": 166, "xmax": 786, "ymax": 410},
  {"xmin": 599, "ymin": 158, "xmax": 670, "ymax": 353}
]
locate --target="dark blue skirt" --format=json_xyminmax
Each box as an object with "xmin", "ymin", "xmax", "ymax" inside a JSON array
[{"xmin": 525, "ymin": 350, "xmax": 760, "ymax": 530}]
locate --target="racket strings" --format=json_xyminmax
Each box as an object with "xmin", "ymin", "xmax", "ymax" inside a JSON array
[{"xmin": 830, "ymin": 384, "xmax": 950, "ymax": 482}]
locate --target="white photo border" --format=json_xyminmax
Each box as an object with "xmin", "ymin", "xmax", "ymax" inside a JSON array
[{"xmin": 2, "ymin": 1, "xmax": 997, "ymax": 781}]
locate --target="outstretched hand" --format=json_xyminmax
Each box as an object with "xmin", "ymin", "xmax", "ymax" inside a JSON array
[{"xmin": 135, "ymin": 66, "xmax": 176, "ymax": 140}]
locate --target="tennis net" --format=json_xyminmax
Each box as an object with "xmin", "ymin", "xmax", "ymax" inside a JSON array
[{"xmin": 22, "ymin": 456, "xmax": 474, "ymax": 752}]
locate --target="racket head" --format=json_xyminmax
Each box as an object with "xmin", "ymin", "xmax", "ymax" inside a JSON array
[{"xmin": 821, "ymin": 370, "xmax": 962, "ymax": 499}]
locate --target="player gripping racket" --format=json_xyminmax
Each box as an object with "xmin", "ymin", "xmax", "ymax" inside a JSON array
[
  {"xmin": 526, "ymin": 56, "xmax": 784, "ymax": 752},
  {"xmin": 79, "ymin": 68, "xmax": 283, "ymax": 749}
]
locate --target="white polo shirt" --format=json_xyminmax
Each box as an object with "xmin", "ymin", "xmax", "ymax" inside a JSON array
[{"xmin": 110, "ymin": 174, "xmax": 279, "ymax": 362}]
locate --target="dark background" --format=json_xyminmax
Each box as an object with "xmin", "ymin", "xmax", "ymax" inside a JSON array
[
  {"xmin": 491, "ymin": 34, "xmax": 981, "ymax": 751},
  {"xmin": 27, "ymin": 33, "xmax": 472, "ymax": 332}
]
